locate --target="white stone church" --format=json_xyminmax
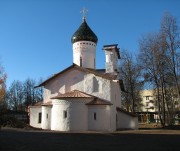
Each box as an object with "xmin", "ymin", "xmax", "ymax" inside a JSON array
[{"xmin": 29, "ymin": 16, "xmax": 138, "ymax": 131}]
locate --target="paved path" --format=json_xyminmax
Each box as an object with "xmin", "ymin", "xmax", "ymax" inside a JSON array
[{"xmin": 0, "ymin": 127, "xmax": 180, "ymax": 151}]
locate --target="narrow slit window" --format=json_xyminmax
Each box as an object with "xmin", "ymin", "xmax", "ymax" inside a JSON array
[
  {"xmin": 80, "ymin": 57, "xmax": 82, "ymax": 67},
  {"xmin": 94, "ymin": 112, "xmax": 96, "ymax": 120},
  {"xmin": 94, "ymin": 58, "xmax": 95, "ymax": 68},
  {"xmin": 63, "ymin": 110, "xmax": 67, "ymax": 119},
  {"xmin": 38, "ymin": 112, "xmax": 42, "ymax": 123}
]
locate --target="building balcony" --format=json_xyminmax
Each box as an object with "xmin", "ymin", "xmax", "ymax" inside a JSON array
[
  {"xmin": 145, "ymin": 99, "xmax": 150, "ymax": 103},
  {"xmin": 145, "ymin": 106, "xmax": 155, "ymax": 110},
  {"xmin": 145, "ymin": 99, "xmax": 154, "ymax": 103}
]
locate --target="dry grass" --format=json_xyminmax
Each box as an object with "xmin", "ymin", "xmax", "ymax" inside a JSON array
[{"xmin": 139, "ymin": 123, "xmax": 180, "ymax": 130}]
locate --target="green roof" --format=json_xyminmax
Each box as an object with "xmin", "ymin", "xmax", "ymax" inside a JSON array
[{"xmin": 71, "ymin": 19, "xmax": 98, "ymax": 44}]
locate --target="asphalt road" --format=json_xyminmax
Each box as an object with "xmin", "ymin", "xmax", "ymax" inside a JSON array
[{"xmin": 0, "ymin": 128, "xmax": 180, "ymax": 151}]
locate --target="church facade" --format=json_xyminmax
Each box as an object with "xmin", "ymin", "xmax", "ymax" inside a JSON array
[{"xmin": 29, "ymin": 17, "xmax": 138, "ymax": 131}]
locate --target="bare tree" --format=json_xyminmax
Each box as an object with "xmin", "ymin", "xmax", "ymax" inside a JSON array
[
  {"xmin": 7, "ymin": 78, "xmax": 43, "ymax": 110},
  {"xmin": 138, "ymin": 18, "xmax": 180, "ymax": 126},
  {"xmin": 120, "ymin": 50, "xmax": 143, "ymax": 112},
  {"xmin": 138, "ymin": 33, "xmax": 167, "ymax": 126},
  {"xmin": 35, "ymin": 77, "xmax": 43, "ymax": 101},
  {"xmin": 23, "ymin": 78, "xmax": 43, "ymax": 108},
  {"xmin": 160, "ymin": 12, "xmax": 180, "ymax": 98},
  {"xmin": 158, "ymin": 12, "xmax": 180, "ymax": 125},
  {"xmin": 24, "ymin": 78, "xmax": 36, "ymax": 108},
  {"xmin": 7, "ymin": 80, "xmax": 24, "ymax": 111}
]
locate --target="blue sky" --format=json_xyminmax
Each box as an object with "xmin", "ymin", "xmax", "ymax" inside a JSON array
[{"xmin": 0, "ymin": 0, "xmax": 179, "ymax": 88}]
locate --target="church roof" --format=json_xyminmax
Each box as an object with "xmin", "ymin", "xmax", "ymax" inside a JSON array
[
  {"xmin": 31, "ymin": 101, "xmax": 43, "ymax": 107},
  {"xmin": 35, "ymin": 64, "xmax": 118, "ymax": 88},
  {"xmin": 29, "ymin": 101, "xmax": 52, "ymax": 107},
  {"xmin": 86, "ymin": 97, "xmax": 112, "ymax": 105},
  {"xmin": 71, "ymin": 18, "xmax": 98, "ymax": 44},
  {"xmin": 51, "ymin": 90, "xmax": 112, "ymax": 105},
  {"xmin": 51, "ymin": 90, "xmax": 93, "ymax": 99},
  {"xmin": 42, "ymin": 101, "xmax": 52, "ymax": 106}
]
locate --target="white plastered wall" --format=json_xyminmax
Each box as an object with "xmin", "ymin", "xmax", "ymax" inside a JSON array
[
  {"xmin": 29, "ymin": 107, "xmax": 42, "ymax": 128},
  {"xmin": 84, "ymin": 73, "xmax": 111, "ymax": 101},
  {"xmin": 111, "ymin": 80, "xmax": 121, "ymax": 107},
  {"xmin": 51, "ymin": 99, "xmax": 70, "ymax": 131},
  {"xmin": 73, "ymin": 41, "xmax": 96, "ymax": 69},
  {"xmin": 44, "ymin": 69, "xmax": 112, "ymax": 103},
  {"xmin": 107, "ymin": 80, "xmax": 122, "ymax": 131},
  {"xmin": 88, "ymin": 105, "xmax": 111, "ymax": 131},
  {"xmin": 43, "ymin": 68, "xmax": 85, "ymax": 103},
  {"xmin": 42, "ymin": 106, "xmax": 52, "ymax": 130},
  {"xmin": 51, "ymin": 98, "xmax": 90, "ymax": 131},
  {"xmin": 117, "ymin": 111, "xmax": 138, "ymax": 130}
]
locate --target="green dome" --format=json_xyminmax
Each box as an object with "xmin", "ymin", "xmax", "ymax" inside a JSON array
[{"xmin": 71, "ymin": 19, "xmax": 98, "ymax": 44}]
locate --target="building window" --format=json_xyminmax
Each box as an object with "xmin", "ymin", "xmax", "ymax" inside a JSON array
[
  {"xmin": 94, "ymin": 58, "xmax": 95, "ymax": 68},
  {"xmin": 80, "ymin": 57, "xmax": 82, "ymax": 67},
  {"xmin": 38, "ymin": 112, "xmax": 42, "ymax": 123},
  {"xmin": 63, "ymin": 110, "xmax": 67, "ymax": 119},
  {"xmin": 94, "ymin": 112, "xmax": 96, "ymax": 120},
  {"xmin": 46, "ymin": 114, "xmax": 48, "ymax": 119},
  {"xmin": 146, "ymin": 96, "xmax": 149, "ymax": 100}
]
